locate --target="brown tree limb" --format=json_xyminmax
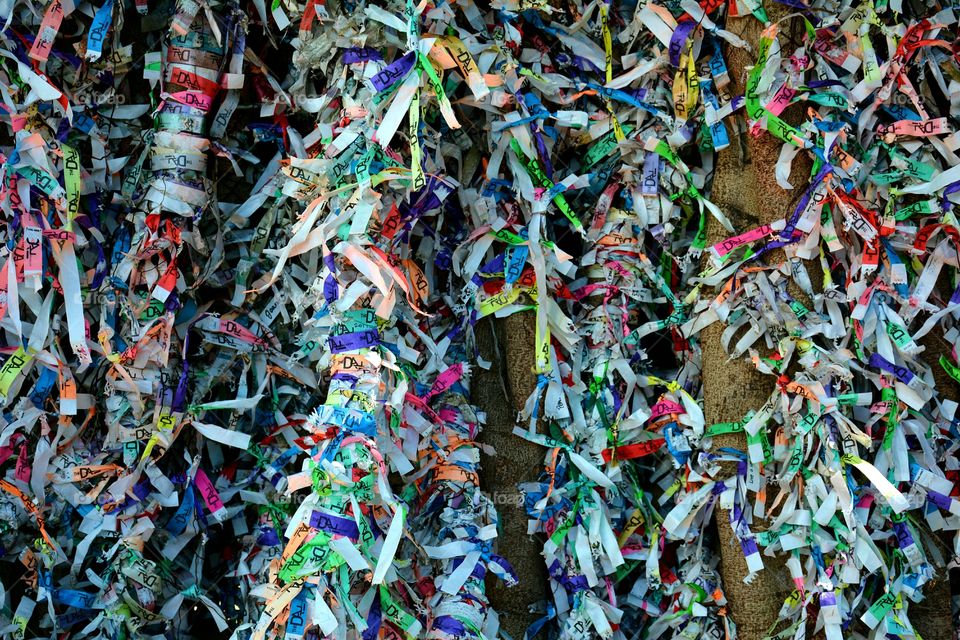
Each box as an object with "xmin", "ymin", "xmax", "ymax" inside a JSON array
[
  {"xmin": 475, "ymin": 314, "xmax": 548, "ymax": 638},
  {"xmin": 706, "ymin": 7, "xmax": 953, "ymax": 639}
]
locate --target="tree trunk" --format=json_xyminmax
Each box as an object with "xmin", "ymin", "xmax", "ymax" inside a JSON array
[
  {"xmin": 913, "ymin": 331, "xmax": 960, "ymax": 640},
  {"xmin": 705, "ymin": 8, "xmax": 955, "ymax": 640},
  {"xmin": 703, "ymin": 8, "xmax": 812, "ymax": 638},
  {"xmin": 476, "ymin": 314, "xmax": 547, "ymax": 639}
]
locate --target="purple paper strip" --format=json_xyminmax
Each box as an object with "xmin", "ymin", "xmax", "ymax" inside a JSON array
[
  {"xmin": 328, "ymin": 329, "xmax": 380, "ymax": 353},
  {"xmin": 309, "ymin": 510, "xmax": 360, "ymax": 539},
  {"xmin": 669, "ymin": 21, "xmax": 698, "ymax": 67},
  {"xmin": 369, "ymin": 51, "xmax": 416, "ymax": 92},
  {"xmin": 868, "ymin": 352, "xmax": 916, "ymax": 385},
  {"xmin": 343, "ymin": 47, "xmax": 382, "ymax": 64}
]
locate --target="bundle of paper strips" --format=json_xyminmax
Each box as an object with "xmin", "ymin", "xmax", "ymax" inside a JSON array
[{"xmin": 1, "ymin": 0, "xmax": 959, "ymax": 638}]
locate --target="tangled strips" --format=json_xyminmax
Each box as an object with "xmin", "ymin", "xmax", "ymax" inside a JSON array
[
  {"xmin": 235, "ymin": 4, "xmax": 519, "ymax": 638},
  {"xmin": 459, "ymin": 3, "xmax": 960, "ymax": 640},
  {"xmin": 685, "ymin": 14, "xmax": 960, "ymax": 639},
  {"xmin": 3, "ymin": 0, "xmax": 960, "ymax": 637}
]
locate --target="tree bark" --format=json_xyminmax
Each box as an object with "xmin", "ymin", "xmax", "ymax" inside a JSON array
[
  {"xmin": 706, "ymin": 8, "xmax": 954, "ymax": 640},
  {"xmin": 703, "ymin": 8, "xmax": 811, "ymax": 638},
  {"xmin": 475, "ymin": 314, "xmax": 547, "ymax": 639},
  {"xmin": 913, "ymin": 331, "xmax": 960, "ymax": 640}
]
